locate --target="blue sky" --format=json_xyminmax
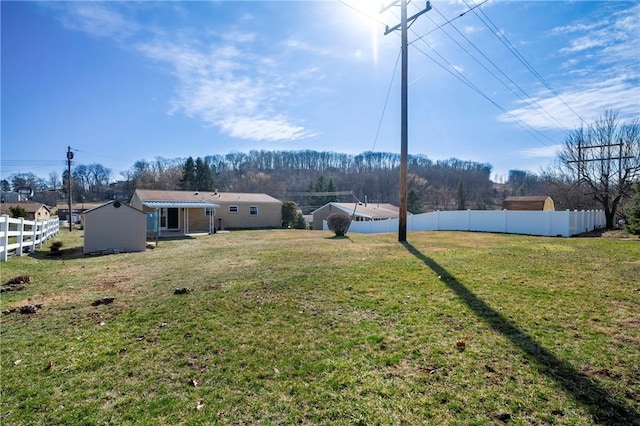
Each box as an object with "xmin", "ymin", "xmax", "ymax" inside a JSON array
[{"xmin": 2, "ymin": 0, "xmax": 639, "ymax": 183}]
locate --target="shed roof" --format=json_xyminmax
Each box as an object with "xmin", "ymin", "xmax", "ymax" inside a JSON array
[{"xmin": 84, "ymin": 200, "xmax": 147, "ymax": 215}]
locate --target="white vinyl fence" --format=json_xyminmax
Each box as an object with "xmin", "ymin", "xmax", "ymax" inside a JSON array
[
  {"xmin": 326, "ymin": 210, "xmax": 606, "ymax": 237},
  {"xmin": 0, "ymin": 215, "xmax": 60, "ymax": 261}
]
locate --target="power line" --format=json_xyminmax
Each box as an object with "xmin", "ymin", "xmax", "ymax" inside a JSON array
[
  {"xmin": 335, "ymin": 0, "xmax": 388, "ymax": 27},
  {"xmin": 390, "ymin": 8, "xmax": 557, "ymax": 146},
  {"xmin": 408, "ymin": 0, "xmax": 489, "ymax": 47},
  {"xmin": 427, "ymin": 4, "xmax": 570, "ymax": 132},
  {"xmin": 372, "ymin": 49, "xmax": 402, "ymax": 151},
  {"xmin": 462, "ymin": 0, "xmax": 587, "ymax": 125}
]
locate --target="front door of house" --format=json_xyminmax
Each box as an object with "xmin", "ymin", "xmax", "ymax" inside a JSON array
[{"xmin": 160, "ymin": 208, "xmax": 179, "ymax": 230}]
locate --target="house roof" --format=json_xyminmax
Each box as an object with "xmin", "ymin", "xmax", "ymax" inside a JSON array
[
  {"xmin": 0, "ymin": 202, "xmax": 51, "ymax": 214},
  {"xmin": 315, "ymin": 202, "xmax": 401, "ymax": 220},
  {"xmin": 133, "ymin": 189, "xmax": 282, "ymax": 205}
]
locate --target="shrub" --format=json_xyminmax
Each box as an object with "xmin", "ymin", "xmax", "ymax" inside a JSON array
[
  {"xmin": 327, "ymin": 213, "xmax": 351, "ymax": 237},
  {"xmin": 292, "ymin": 212, "xmax": 307, "ymax": 229},
  {"xmin": 627, "ymin": 181, "xmax": 640, "ymax": 235},
  {"xmin": 9, "ymin": 206, "xmax": 28, "ymax": 219}
]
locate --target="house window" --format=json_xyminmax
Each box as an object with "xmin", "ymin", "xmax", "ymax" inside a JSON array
[
  {"xmin": 229, "ymin": 205, "xmax": 239, "ymax": 214},
  {"xmin": 205, "ymin": 208, "xmax": 215, "ymax": 216},
  {"xmin": 249, "ymin": 205, "xmax": 259, "ymax": 216}
]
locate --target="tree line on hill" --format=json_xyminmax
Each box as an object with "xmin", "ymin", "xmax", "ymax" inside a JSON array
[{"xmin": 3, "ymin": 111, "xmax": 638, "ymax": 229}]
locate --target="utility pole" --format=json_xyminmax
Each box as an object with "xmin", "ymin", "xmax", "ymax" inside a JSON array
[
  {"xmin": 67, "ymin": 146, "xmax": 74, "ymax": 231},
  {"xmin": 383, "ymin": 1, "xmax": 431, "ymax": 242}
]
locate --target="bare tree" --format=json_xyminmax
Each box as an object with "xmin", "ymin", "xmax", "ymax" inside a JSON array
[{"xmin": 557, "ymin": 110, "xmax": 640, "ymax": 229}]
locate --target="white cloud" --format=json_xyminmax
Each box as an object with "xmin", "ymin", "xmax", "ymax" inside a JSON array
[
  {"xmin": 500, "ymin": 76, "xmax": 640, "ymax": 130},
  {"xmin": 55, "ymin": 3, "xmax": 316, "ymax": 143},
  {"xmin": 223, "ymin": 31, "xmax": 257, "ymax": 43},
  {"xmin": 502, "ymin": 3, "xmax": 640, "ymax": 131},
  {"xmin": 58, "ymin": 3, "xmax": 138, "ymax": 41},
  {"xmin": 218, "ymin": 116, "xmax": 315, "ymax": 141},
  {"xmin": 519, "ymin": 145, "xmax": 561, "ymax": 159}
]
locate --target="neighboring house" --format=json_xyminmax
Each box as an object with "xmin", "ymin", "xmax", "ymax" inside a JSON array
[
  {"xmin": 312, "ymin": 202, "xmax": 401, "ymax": 230},
  {"xmin": 109, "ymin": 180, "xmax": 132, "ymax": 201},
  {"xmin": 0, "ymin": 202, "xmax": 52, "ymax": 221},
  {"xmin": 130, "ymin": 189, "xmax": 283, "ymax": 234},
  {"xmin": 57, "ymin": 202, "xmax": 106, "ymax": 223},
  {"xmin": 83, "ymin": 200, "xmax": 147, "ymax": 254},
  {"xmin": 502, "ymin": 196, "xmax": 555, "ymax": 211},
  {"xmin": 1, "ymin": 192, "xmax": 20, "ymax": 203}
]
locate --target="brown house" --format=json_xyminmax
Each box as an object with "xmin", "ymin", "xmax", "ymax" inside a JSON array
[
  {"xmin": 0, "ymin": 202, "xmax": 52, "ymax": 221},
  {"xmin": 502, "ymin": 196, "xmax": 555, "ymax": 211},
  {"xmin": 130, "ymin": 189, "xmax": 283, "ymax": 235}
]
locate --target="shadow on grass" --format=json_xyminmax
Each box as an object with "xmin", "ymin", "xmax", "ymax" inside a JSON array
[
  {"xmin": 402, "ymin": 241, "xmax": 639, "ymax": 426},
  {"xmin": 324, "ymin": 235, "xmax": 353, "ymax": 241},
  {"xmin": 30, "ymin": 246, "xmax": 85, "ymax": 260}
]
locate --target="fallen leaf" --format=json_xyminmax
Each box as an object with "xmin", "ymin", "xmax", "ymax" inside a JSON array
[
  {"xmin": 44, "ymin": 361, "xmax": 52, "ymax": 371},
  {"xmin": 456, "ymin": 341, "xmax": 466, "ymax": 348}
]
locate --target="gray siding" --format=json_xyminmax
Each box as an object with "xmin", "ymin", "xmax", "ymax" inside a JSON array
[{"xmin": 83, "ymin": 202, "xmax": 147, "ymax": 254}]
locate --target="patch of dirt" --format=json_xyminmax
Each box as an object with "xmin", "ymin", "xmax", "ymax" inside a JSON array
[{"xmin": 576, "ymin": 229, "xmax": 638, "ymax": 240}]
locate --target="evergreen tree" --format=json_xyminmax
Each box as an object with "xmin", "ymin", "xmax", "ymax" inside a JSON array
[
  {"xmin": 281, "ymin": 201, "xmax": 297, "ymax": 228},
  {"xmin": 326, "ymin": 178, "xmax": 338, "ymax": 203},
  {"xmin": 626, "ymin": 181, "xmax": 640, "ymax": 235},
  {"xmin": 181, "ymin": 157, "xmax": 196, "ymax": 190},
  {"xmin": 194, "ymin": 157, "xmax": 215, "ymax": 191},
  {"xmin": 407, "ymin": 189, "xmax": 422, "ymax": 214},
  {"xmin": 9, "ymin": 205, "xmax": 28, "ymax": 218}
]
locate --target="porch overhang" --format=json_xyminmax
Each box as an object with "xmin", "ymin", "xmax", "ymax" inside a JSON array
[
  {"xmin": 142, "ymin": 201, "xmax": 220, "ymax": 209},
  {"xmin": 142, "ymin": 201, "xmax": 221, "ymax": 236}
]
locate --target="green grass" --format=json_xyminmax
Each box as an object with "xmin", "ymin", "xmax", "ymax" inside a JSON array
[{"xmin": 1, "ymin": 230, "xmax": 639, "ymax": 425}]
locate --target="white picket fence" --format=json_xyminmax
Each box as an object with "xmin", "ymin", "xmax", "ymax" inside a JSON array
[
  {"xmin": 0, "ymin": 215, "xmax": 60, "ymax": 261},
  {"xmin": 327, "ymin": 209, "xmax": 606, "ymax": 237}
]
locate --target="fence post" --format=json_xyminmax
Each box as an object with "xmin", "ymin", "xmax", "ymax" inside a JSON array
[
  {"xmin": 1, "ymin": 215, "xmax": 8, "ymax": 262},
  {"xmin": 17, "ymin": 217, "xmax": 25, "ymax": 256},
  {"xmin": 503, "ymin": 210, "xmax": 508, "ymax": 233},
  {"xmin": 33, "ymin": 220, "xmax": 40, "ymax": 250}
]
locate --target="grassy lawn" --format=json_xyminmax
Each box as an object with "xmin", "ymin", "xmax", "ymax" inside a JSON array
[{"xmin": 1, "ymin": 229, "xmax": 638, "ymax": 425}]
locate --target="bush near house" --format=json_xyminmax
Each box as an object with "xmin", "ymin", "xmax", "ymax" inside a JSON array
[
  {"xmin": 327, "ymin": 212, "xmax": 351, "ymax": 237},
  {"xmin": 9, "ymin": 206, "xmax": 28, "ymax": 219}
]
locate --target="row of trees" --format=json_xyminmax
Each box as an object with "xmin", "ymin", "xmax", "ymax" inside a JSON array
[{"xmin": 3, "ymin": 111, "xmax": 638, "ymax": 230}]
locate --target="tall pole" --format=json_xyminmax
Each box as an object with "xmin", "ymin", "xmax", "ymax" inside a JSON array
[
  {"xmin": 398, "ymin": 0, "xmax": 408, "ymax": 242},
  {"xmin": 67, "ymin": 146, "xmax": 73, "ymax": 231},
  {"xmin": 383, "ymin": 1, "xmax": 431, "ymax": 242}
]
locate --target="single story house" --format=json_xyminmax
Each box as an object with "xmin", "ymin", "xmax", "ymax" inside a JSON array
[
  {"xmin": 130, "ymin": 189, "xmax": 283, "ymax": 235},
  {"xmin": 83, "ymin": 200, "xmax": 147, "ymax": 254},
  {"xmin": 311, "ymin": 202, "xmax": 402, "ymax": 230},
  {"xmin": 0, "ymin": 202, "xmax": 52, "ymax": 221},
  {"xmin": 502, "ymin": 196, "xmax": 555, "ymax": 211},
  {"xmin": 56, "ymin": 202, "xmax": 106, "ymax": 223}
]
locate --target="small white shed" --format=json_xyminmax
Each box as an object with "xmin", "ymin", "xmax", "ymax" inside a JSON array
[{"xmin": 83, "ymin": 201, "xmax": 147, "ymax": 254}]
